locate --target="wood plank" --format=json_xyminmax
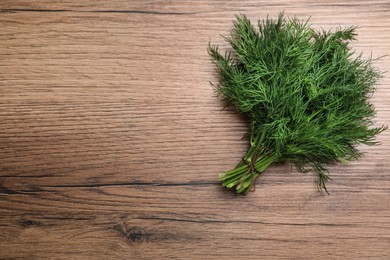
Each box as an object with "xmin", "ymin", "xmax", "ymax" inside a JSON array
[{"xmin": 1, "ymin": 1, "xmax": 389, "ymax": 259}]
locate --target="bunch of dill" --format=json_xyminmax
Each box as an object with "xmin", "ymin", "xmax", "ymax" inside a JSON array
[{"xmin": 209, "ymin": 13, "xmax": 386, "ymax": 194}]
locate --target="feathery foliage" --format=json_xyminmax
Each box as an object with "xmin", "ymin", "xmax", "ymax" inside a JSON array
[{"xmin": 209, "ymin": 13, "xmax": 386, "ymax": 194}]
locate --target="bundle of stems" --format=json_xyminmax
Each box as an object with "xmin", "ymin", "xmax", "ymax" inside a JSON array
[{"xmin": 209, "ymin": 13, "xmax": 386, "ymax": 194}]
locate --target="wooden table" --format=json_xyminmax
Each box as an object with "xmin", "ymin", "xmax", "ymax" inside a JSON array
[{"xmin": 1, "ymin": 1, "xmax": 389, "ymax": 259}]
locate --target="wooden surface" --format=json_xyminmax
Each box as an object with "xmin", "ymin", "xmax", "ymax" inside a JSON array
[{"xmin": 0, "ymin": 1, "xmax": 389, "ymax": 259}]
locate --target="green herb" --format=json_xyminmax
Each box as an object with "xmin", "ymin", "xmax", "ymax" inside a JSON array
[{"xmin": 209, "ymin": 13, "xmax": 386, "ymax": 194}]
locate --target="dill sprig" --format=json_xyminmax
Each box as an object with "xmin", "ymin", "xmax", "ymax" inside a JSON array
[{"xmin": 209, "ymin": 13, "xmax": 386, "ymax": 194}]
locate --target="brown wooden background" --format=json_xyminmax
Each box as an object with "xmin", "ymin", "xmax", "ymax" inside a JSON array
[{"xmin": 1, "ymin": 1, "xmax": 389, "ymax": 259}]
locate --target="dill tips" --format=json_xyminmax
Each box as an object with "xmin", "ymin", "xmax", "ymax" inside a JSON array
[{"xmin": 209, "ymin": 13, "xmax": 386, "ymax": 194}]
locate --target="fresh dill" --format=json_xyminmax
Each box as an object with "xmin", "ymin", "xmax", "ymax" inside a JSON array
[{"xmin": 209, "ymin": 13, "xmax": 386, "ymax": 194}]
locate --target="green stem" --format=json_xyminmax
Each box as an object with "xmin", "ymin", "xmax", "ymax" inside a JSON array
[
  {"xmin": 219, "ymin": 151, "xmax": 279, "ymax": 194},
  {"xmin": 236, "ymin": 131, "xmax": 267, "ymax": 168}
]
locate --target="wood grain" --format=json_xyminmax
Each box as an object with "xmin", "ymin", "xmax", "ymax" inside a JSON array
[{"xmin": 0, "ymin": 1, "xmax": 389, "ymax": 259}]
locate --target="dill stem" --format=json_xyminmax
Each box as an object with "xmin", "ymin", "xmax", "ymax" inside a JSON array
[
  {"xmin": 236, "ymin": 131, "xmax": 267, "ymax": 168},
  {"xmin": 219, "ymin": 150, "xmax": 279, "ymax": 194}
]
